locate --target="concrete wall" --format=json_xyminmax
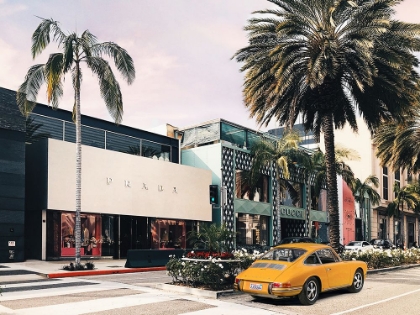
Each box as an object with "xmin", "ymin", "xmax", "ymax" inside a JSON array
[{"xmin": 46, "ymin": 139, "xmax": 212, "ymax": 221}]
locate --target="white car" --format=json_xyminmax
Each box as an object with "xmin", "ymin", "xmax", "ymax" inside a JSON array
[{"xmin": 344, "ymin": 241, "xmax": 374, "ymax": 253}]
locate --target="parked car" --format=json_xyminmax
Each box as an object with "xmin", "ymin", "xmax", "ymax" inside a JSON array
[
  {"xmin": 370, "ymin": 239, "xmax": 396, "ymax": 250},
  {"xmin": 321, "ymin": 241, "xmax": 345, "ymax": 254},
  {"xmin": 344, "ymin": 241, "xmax": 374, "ymax": 253},
  {"xmin": 278, "ymin": 237, "xmax": 316, "ymax": 245},
  {"xmin": 234, "ymin": 243, "xmax": 367, "ymax": 305}
]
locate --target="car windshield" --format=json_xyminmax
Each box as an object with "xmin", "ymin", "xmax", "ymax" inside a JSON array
[
  {"xmin": 260, "ymin": 248, "xmax": 307, "ymax": 262},
  {"xmin": 347, "ymin": 242, "xmax": 362, "ymax": 246}
]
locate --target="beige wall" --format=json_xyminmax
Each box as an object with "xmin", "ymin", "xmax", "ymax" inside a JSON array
[{"xmin": 47, "ymin": 139, "xmax": 212, "ymax": 221}]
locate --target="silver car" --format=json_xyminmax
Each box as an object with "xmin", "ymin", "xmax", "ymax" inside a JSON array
[{"xmin": 344, "ymin": 241, "xmax": 374, "ymax": 253}]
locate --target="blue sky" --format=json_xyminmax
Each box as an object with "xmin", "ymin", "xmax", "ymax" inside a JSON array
[{"xmin": 0, "ymin": 0, "xmax": 418, "ymax": 133}]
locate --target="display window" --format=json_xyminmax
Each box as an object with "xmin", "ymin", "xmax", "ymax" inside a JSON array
[
  {"xmin": 151, "ymin": 219, "xmax": 187, "ymax": 249},
  {"xmin": 61, "ymin": 212, "xmax": 102, "ymax": 256},
  {"xmin": 236, "ymin": 213, "xmax": 268, "ymax": 246}
]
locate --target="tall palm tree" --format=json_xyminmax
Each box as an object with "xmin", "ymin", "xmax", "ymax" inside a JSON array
[
  {"xmin": 233, "ymin": 0, "xmax": 420, "ymax": 250},
  {"xmin": 374, "ymin": 111, "xmax": 420, "ymax": 173},
  {"xmin": 16, "ymin": 17, "xmax": 135, "ymax": 265},
  {"xmin": 350, "ymin": 176, "xmax": 381, "ymax": 241},
  {"xmin": 387, "ymin": 183, "xmax": 420, "ymax": 247}
]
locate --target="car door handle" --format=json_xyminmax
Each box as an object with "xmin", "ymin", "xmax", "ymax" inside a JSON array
[{"xmin": 326, "ymin": 268, "xmax": 331, "ymax": 271}]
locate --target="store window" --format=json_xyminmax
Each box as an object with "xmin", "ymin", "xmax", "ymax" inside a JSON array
[
  {"xmin": 280, "ymin": 182, "xmax": 302, "ymax": 207},
  {"xmin": 235, "ymin": 213, "xmax": 268, "ymax": 246},
  {"xmin": 61, "ymin": 212, "xmax": 102, "ymax": 256},
  {"xmin": 151, "ymin": 219, "xmax": 187, "ymax": 249},
  {"xmin": 235, "ymin": 170, "xmax": 269, "ymax": 202},
  {"xmin": 383, "ymin": 167, "xmax": 389, "ymax": 200}
]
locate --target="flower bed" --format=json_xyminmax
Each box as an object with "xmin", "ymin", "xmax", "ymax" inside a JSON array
[
  {"xmin": 340, "ymin": 248, "xmax": 420, "ymax": 269},
  {"xmin": 166, "ymin": 249, "xmax": 263, "ymax": 290}
]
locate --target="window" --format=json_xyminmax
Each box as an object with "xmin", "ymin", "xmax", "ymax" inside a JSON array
[
  {"xmin": 235, "ymin": 213, "xmax": 268, "ymax": 246},
  {"xmin": 383, "ymin": 167, "xmax": 389, "ymax": 200},
  {"xmin": 260, "ymin": 248, "xmax": 306, "ymax": 262},
  {"xmin": 316, "ymin": 249, "xmax": 339, "ymax": 264},
  {"xmin": 235, "ymin": 170, "xmax": 269, "ymax": 202},
  {"xmin": 304, "ymin": 254, "xmax": 320, "ymax": 265},
  {"xmin": 395, "ymin": 170, "xmax": 400, "ymax": 198}
]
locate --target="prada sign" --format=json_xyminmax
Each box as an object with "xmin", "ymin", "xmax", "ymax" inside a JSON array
[{"xmin": 279, "ymin": 207, "xmax": 305, "ymax": 220}]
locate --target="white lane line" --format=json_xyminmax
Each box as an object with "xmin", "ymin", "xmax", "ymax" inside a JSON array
[{"xmin": 330, "ymin": 287, "xmax": 420, "ymax": 315}]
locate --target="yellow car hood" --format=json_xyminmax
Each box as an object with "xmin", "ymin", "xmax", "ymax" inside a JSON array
[{"xmin": 238, "ymin": 260, "xmax": 289, "ymax": 282}]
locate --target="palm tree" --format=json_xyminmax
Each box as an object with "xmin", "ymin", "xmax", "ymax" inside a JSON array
[
  {"xmin": 25, "ymin": 117, "xmax": 50, "ymax": 144},
  {"xmin": 350, "ymin": 176, "xmax": 381, "ymax": 241},
  {"xmin": 233, "ymin": 0, "xmax": 420, "ymax": 250},
  {"xmin": 374, "ymin": 111, "xmax": 420, "ymax": 173},
  {"xmin": 16, "ymin": 17, "xmax": 135, "ymax": 265},
  {"xmin": 387, "ymin": 183, "xmax": 420, "ymax": 248}
]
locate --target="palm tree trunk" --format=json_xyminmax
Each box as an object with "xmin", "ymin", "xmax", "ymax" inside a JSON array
[
  {"xmin": 322, "ymin": 114, "xmax": 340, "ymax": 251},
  {"xmin": 305, "ymin": 178, "xmax": 311, "ymax": 237},
  {"xmin": 74, "ymin": 64, "xmax": 82, "ymax": 266}
]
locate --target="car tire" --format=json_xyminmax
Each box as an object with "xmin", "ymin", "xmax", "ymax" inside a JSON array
[
  {"xmin": 348, "ymin": 268, "xmax": 364, "ymax": 293},
  {"xmin": 298, "ymin": 277, "xmax": 319, "ymax": 305}
]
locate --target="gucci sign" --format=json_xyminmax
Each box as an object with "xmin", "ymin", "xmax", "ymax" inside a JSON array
[{"xmin": 280, "ymin": 207, "xmax": 305, "ymax": 220}]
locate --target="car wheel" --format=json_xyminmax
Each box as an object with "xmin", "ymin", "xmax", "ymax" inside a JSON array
[
  {"xmin": 348, "ymin": 268, "xmax": 364, "ymax": 293},
  {"xmin": 298, "ymin": 277, "xmax": 319, "ymax": 305}
]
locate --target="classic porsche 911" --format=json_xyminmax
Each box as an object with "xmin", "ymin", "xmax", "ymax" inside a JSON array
[{"xmin": 233, "ymin": 243, "xmax": 367, "ymax": 305}]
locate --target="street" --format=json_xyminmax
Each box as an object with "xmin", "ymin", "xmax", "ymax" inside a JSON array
[{"xmin": 1, "ymin": 267, "xmax": 420, "ymax": 314}]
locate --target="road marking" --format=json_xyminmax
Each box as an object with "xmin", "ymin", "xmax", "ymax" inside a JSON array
[{"xmin": 330, "ymin": 287, "xmax": 420, "ymax": 315}]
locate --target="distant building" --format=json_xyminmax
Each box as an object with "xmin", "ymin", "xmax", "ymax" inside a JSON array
[
  {"xmin": 268, "ymin": 123, "xmax": 319, "ymax": 149},
  {"xmin": 322, "ymin": 118, "xmax": 420, "ymax": 248}
]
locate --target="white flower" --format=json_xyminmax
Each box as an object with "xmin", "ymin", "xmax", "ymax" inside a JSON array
[
  {"xmin": 182, "ymin": 262, "xmax": 185, "ymax": 266},
  {"xmin": 191, "ymin": 251, "xmax": 194, "ymax": 254},
  {"xmin": 219, "ymin": 264, "xmax": 224, "ymax": 269},
  {"xmin": 201, "ymin": 268, "xmax": 204, "ymax": 271}
]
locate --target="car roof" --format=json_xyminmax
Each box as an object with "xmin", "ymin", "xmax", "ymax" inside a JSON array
[{"xmin": 274, "ymin": 243, "xmax": 330, "ymax": 250}]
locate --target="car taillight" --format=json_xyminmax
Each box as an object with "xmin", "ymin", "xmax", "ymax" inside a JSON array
[
  {"xmin": 269, "ymin": 282, "xmax": 291, "ymax": 293},
  {"xmin": 235, "ymin": 278, "xmax": 241, "ymax": 284}
]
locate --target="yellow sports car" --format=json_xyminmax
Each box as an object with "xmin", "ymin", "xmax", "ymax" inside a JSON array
[{"xmin": 234, "ymin": 243, "xmax": 367, "ymax": 305}]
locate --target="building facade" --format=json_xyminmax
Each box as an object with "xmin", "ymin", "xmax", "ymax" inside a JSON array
[
  {"xmin": 180, "ymin": 119, "xmax": 329, "ymax": 249},
  {"xmin": 324, "ymin": 118, "xmax": 420, "ymax": 248},
  {"xmin": 0, "ymin": 87, "xmax": 212, "ymax": 262},
  {"xmin": 0, "ymin": 88, "xmax": 26, "ymax": 262}
]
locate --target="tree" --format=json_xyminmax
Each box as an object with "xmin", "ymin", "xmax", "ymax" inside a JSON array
[
  {"xmin": 350, "ymin": 176, "xmax": 381, "ymax": 241},
  {"xmin": 374, "ymin": 111, "xmax": 420, "ymax": 173},
  {"xmin": 17, "ymin": 17, "xmax": 135, "ymax": 265},
  {"xmin": 233, "ymin": 0, "xmax": 420, "ymax": 250},
  {"xmin": 25, "ymin": 117, "xmax": 50, "ymax": 144},
  {"xmin": 387, "ymin": 183, "xmax": 420, "ymax": 247},
  {"xmin": 188, "ymin": 223, "xmax": 233, "ymax": 253}
]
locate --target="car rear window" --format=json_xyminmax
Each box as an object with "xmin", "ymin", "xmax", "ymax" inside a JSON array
[{"xmin": 260, "ymin": 248, "xmax": 307, "ymax": 262}]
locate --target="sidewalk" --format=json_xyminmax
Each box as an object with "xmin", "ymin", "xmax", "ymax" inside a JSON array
[{"xmin": 0, "ymin": 259, "xmax": 166, "ymax": 279}]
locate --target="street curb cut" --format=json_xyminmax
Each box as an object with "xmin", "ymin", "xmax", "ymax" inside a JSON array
[{"xmin": 47, "ymin": 266, "xmax": 166, "ymax": 278}]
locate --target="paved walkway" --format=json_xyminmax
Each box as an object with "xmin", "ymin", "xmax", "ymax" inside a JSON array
[{"xmin": 0, "ymin": 259, "xmax": 165, "ymax": 279}]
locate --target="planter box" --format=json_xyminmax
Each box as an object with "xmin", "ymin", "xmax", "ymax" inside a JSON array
[{"xmin": 156, "ymin": 283, "xmax": 235, "ymax": 299}]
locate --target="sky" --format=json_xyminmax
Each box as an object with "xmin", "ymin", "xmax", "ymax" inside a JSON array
[{"xmin": 0, "ymin": 0, "xmax": 419, "ymax": 134}]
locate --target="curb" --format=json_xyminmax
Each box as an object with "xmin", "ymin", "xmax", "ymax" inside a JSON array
[
  {"xmin": 367, "ymin": 263, "xmax": 420, "ymax": 275},
  {"xmin": 156, "ymin": 283, "xmax": 236, "ymax": 299},
  {"xmin": 47, "ymin": 266, "xmax": 166, "ymax": 278}
]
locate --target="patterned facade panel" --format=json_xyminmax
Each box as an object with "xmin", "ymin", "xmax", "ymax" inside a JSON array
[
  {"xmin": 281, "ymin": 219, "xmax": 306, "ymax": 238},
  {"xmin": 221, "ymin": 147, "xmax": 235, "ymax": 249}
]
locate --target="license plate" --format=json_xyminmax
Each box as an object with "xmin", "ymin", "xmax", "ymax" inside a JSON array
[{"xmin": 249, "ymin": 283, "xmax": 263, "ymax": 290}]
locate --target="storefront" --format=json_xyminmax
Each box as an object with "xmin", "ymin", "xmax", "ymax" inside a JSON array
[
  {"xmin": 26, "ymin": 136, "xmax": 212, "ymax": 260},
  {"xmin": 45, "ymin": 211, "xmax": 196, "ymax": 259}
]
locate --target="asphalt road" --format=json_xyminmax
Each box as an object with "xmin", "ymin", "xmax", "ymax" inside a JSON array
[
  {"xmin": 82, "ymin": 266, "xmax": 420, "ymax": 315},
  {"xmin": 220, "ymin": 266, "xmax": 420, "ymax": 315}
]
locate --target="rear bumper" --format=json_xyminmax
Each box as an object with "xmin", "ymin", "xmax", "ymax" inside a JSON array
[{"xmin": 234, "ymin": 282, "xmax": 301, "ymax": 298}]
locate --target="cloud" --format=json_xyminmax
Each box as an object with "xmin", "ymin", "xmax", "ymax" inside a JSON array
[{"xmin": 0, "ymin": 1, "xmax": 27, "ymax": 17}]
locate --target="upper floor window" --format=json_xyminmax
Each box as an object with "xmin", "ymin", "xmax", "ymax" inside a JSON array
[
  {"xmin": 394, "ymin": 170, "xmax": 400, "ymax": 198},
  {"xmin": 383, "ymin": 167, "xmax": 388, "ymax": 200},
  {"xmin": 235, "ymin": 170, "xmax": 269, "ymax": 202}
]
